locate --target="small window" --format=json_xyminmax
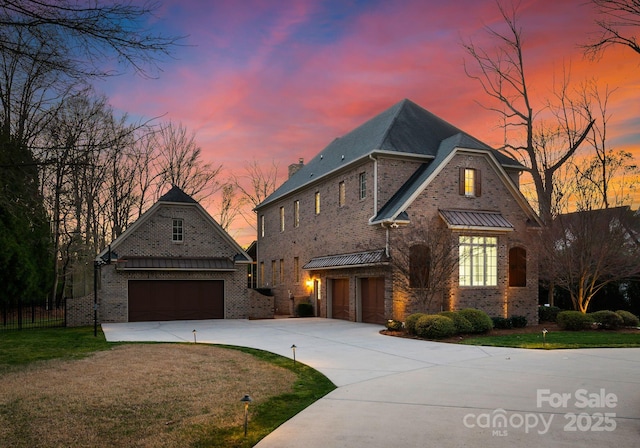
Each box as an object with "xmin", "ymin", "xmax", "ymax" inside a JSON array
[
  {"xmin": 509, "ymin": 247, "xmax": 527, "ymax": 287},
  {"xmin": 359, "ymin": 172, "xmax": 367, "ymax": 199},
  {"xmin": 315, "ymin": 191, "xmax": 320, "ymax": 214},
  {"xmin": 339, "ymin": 181, "xmax": 346, "ymax": 207},
  {"xmin": 293, "ymin": 200, "xmax": 300, "ymax": 227},
  {"xmin": 459, "ymin": 168, "xmax": 481, "ymax": 197},
  {"xmin": 172, "ymin": 219, "xmax": 183, "ymax": 242},
  {"xmin": 271, "ymin": 260, "xmax": 276, "ymax": 286},
  {"xmin": 259, "ymin": 262, "xmax": 265, "ymax": 287},
  {"xmin": 279, "ymin": 206, "xmax": 285, "ymax": 232},
  {"xmin": 260, "ymin": 215, "xmax": 265, "ymax": 238},
  {"xmin": 294, "ymin": 256, "xmax": 300, "ymax": 283},
  {"xmin": 280, "ymin": 259, "xmax": 284, "ymax": 283}
]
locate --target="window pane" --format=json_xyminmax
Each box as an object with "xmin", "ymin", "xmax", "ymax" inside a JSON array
[{"xmin": 459, "ymin": 236, "xmax": 497, "ymax": 286}]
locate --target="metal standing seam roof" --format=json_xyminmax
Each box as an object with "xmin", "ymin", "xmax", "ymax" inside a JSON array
[
  {"xmin": 439, "ymin": 210, "xmax": 514, "ymax": 230},
  {"xmin": 116, "ymin": 257, "xmax": 236, "ymax": 271},
  {"xmin": 303, "ymin": 249, "xmax": 388, "ymax": 270}
]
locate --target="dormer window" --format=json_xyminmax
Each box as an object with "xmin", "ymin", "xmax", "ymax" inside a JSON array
[
  {"xmin": 460, "ymin": 168, "xmax": 481, "ymax": 197},
  {"xmin": 172, "ymin": 219, "xmax": 183, "ymax": 242}
]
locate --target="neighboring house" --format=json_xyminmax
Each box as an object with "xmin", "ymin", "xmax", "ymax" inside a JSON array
[
  {"xmin": 255, "ymin": 99, "xmax": 542, "ymax": 324},
  {"xmin": 94, "ymin": 186, "xmax": 253, "ymax": 323}
]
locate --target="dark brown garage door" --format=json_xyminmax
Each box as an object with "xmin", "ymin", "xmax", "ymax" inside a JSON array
[
  {"xmin": 128, "ymin": 280, "xmax": 224, "ymax": 322},
  {"xmin": 361, "ymin": 277, "xmax": 385, "ymax": 324},
  {"xmin": 331, "ymin": 278, "xmax": 349, "ymax": 320}
]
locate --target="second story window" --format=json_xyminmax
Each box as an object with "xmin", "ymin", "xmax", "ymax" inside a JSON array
[
  {"xmin": 294, "ymin": 200, "xmax": 300, "ymax": 227},
  {"xmin": 315, "ymin": 191, "xmax": 320, "ymax": 214},
  {"xmin": 460, "ymin": 168, "xmax": 481, "ymax": 197},
  {"xmin": 339, "ymin": 181, "xmax": 345, "ymax": 207},
  {"xmin": 279, "ymin": 206, "xmax": 285, "ymax": 232},
  {"xmin": 359, "ymin": 172, "xmax": 367, "ymax": 199},
  {"xmin": 260, "ymin": 215, "xmax": 265, "ymax": 237},
  {"xmin": 172, "ymin": 219, "xmax": 183, "ymax": 242}
]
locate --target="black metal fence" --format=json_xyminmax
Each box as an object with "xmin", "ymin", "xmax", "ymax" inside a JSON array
[{"xmin": 1, "ymin": 298, "xmax": 66, "ymax": 331}]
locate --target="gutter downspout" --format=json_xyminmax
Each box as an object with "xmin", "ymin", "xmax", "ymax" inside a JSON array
[{"xmin": 368, "ymin": 153, "xmax": 378, "ymax": 221}]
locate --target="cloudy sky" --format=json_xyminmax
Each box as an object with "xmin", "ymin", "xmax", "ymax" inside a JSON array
[{"xmin": 97, "ymin": 0, "xmax": 639, "ymax": 246}]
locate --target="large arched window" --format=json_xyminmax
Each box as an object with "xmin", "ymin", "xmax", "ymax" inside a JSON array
[
  {"xmin": 410, "ymin": 244, "xmax": 431, "ymax": 288},
  {"xmin": 509, "ymin": 247, "xmax": 527, "ymax": 287}
]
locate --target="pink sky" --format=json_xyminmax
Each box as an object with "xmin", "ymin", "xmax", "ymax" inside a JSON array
[{"xmin": 99, "ymin": 0, "xmax": 640, "ymax": 246}]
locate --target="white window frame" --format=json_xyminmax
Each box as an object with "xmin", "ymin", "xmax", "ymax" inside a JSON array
[
  {"xmin": 459, "ymin": 236, "xmax": 497, "ymax": 286},
  {"xmin": 294, "ymin": 200, "xmax": 300, "ymax": 227},
  {"xmin": 359, "ymin": 172, "xmax": 367, "ymax": 199},
  {"xmin": 279, "ymin": 206, "xmax": 285, "ymax": 232},
  {"xmin": 464, "ymin": 168, "xmax": 476, "ymax": 197},
  {"xmin": 172, "ymin": 218, "xmax": 183, "ymax": 242}
]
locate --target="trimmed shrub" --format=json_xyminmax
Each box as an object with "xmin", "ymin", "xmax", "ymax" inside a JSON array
[
  {"xmin": 385, "ymin": 319, "xmax": 403, "ymax": 331},
  {"xmin": 296, "ymin": 303, "xmax": 314, "ymax": 317},
  {"xmin": 492, "ymin": 316, "xmax": 513, "ymax": 329},
  {"xmin": 405, "ymin": 313, "xmax": 427, "ymax": 335},
  {"xmin": 511, "ymin": 315, "xmax": 528, "ymax": 328},
  {"xmin": 538, "ymin": 305, "xmax": 561, "ymax": 322},
  {"xmin": 415, "ymin": 314, "xmax": 457, "ymax": 339},
  {"xmin": 616, "ymin": 310, "xmax": 639, "ymax": 327},
  {"xmin": 589, "ymin": 310, "xmax": 624, "ymax": 330},
  {"xmin": 439, "ymin": 311, "xmax": 473, "ymax": 334},
  {"xmin": 458, "ymin": 308, "xmax": 494, "ymax": 333},
  {"xmin": 556, "ymin": 311, "xmax": 594, "ymax": 331}
]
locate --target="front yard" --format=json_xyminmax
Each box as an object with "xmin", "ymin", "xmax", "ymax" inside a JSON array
[{"xmin": 0, "ymin": 328, "xmax": 335, "ymax": 448}]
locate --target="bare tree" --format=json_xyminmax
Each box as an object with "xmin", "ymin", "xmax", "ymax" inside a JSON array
[
  {"xmin": 0, "ymin": 0, "xmax": 181, "ymax": 79},
  {"xmin": 391, "ymin": 217, "xmax": 459, "ymax": 313},
  {"xmin": 232, "ymin": 158, "xmax": 279, "ymax": 228},
  {"xmin": 217, "ymin": 183, "xmax": 241, "ymax": 232},
  {"xmin": 542, "ymin": 206, "xmax": 640, "ymax": 313},
  {"xmin": 585, "ymin": 0, "xmax": 640, "ymax": 58},
  {"xmin": 153, "ymin": 121, "xmax": 222, "ymax": 202},
  {"xmin": 462, "ymin": 2, "xmax": 595, "ymax": 223}
]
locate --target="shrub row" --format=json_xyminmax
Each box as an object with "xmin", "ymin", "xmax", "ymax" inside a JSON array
[
  {"xmin": 491, "ymin": 315, "xmax": 528, "ymax": 329},
  {"xmin": 538, "ymin": 305, "xmax": 561, "ymax": 322},
  {"xmin": 403, "ymin": 309, "xmax": 494, "ymax": 339},
  {"xmin": 556, "ymin": 309, "xmax": 639, "ymax": 330}
]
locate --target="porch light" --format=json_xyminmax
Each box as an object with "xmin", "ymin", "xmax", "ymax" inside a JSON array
[
  {"xmin": 240, "ymin": 394, "xmax": 253, "ymax": 437},
  {"xmin": 305, "ymin": 279, "xmax": 314, "ymax": 289}
]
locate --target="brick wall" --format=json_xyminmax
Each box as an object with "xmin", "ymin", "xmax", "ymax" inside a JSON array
[{"xmin": 66, "ymin": 294, "xmax": 95, "ymax": 327}]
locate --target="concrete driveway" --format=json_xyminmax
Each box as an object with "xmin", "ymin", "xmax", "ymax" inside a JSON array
[{"xmin": 102, "ymin": 318, "xmax": 640, "ymax": 447}]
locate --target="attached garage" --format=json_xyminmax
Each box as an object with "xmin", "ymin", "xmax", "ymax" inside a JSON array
[
  {"xmin": 360, "ymin": 277, "xmax": 385, "ymax": 324},
  {"xmin": 128, "ymin": 280, "xmax": 224, "ymax": 322},
  {"xmin": 330, "ymin": 278, "xmax": 350, "ymax": 321}
]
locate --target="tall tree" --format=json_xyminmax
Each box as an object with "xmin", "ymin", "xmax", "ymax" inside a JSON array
[
  {"xmin": 585, "ymin": 0, "xmax": 640, "ymax": 58},
  {"xmin": 463, "ymin": 2, "xmax": 595, "ymax": 223},
  {"xmin": 232, "ymin": 159, "xmax": 279, "ymax": 229}
]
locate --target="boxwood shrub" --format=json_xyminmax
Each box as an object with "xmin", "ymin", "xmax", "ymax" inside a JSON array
[
  {"xmin": 415, "ymin": 314, "xmax": 457, "ymax": 339},
  {"xmin": 296, "ymin": 303, "xmax": 314, "ymax": 317},
  {"xmin": 385, "ymin": 319, "xmax": 403, "ymax": 331},
  {"xmin": 491, "ymin": 316, "xmax": 513, "ymax": 329},
  {"xmin": 589, "ymin": 310, "xmax": 624, "ymax": 330},
  {"xmin": 538, "ymin": 305, "xmax": 561, "ymax": 322},
  {"xmin": 511, "ymin": 315, "xmax": 528, "ymax": 328},
  {"xmin": 439, "ymin": 311, "xmax": 473, "ymax": 334},
  {"xmin": 615, "ymin": 310, "xmax": 639, "ymax": 327},
  {"xmin": 458, "ymin": 308, "xmax": 494, "ymax": 333},
  {"xmin": 556, "ymin": 311, "xmax": 594, "ymax": 330},
  {"xmin": 405, "ymin": 313, "xmax": 427, "ymax": 335}
]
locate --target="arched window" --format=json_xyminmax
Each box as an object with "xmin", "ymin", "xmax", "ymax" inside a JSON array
[
  {"xmin": 410, "ymin": 244, "xmax": 431, "ymax": 288},
  {"xmin": 509, "ymin": 247, "xmax": 527, "ymax": 287}
]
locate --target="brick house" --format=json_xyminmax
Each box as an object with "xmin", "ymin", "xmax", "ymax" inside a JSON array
[
  {"xmin": 92, "ymin": 186, "xmax": 259, "ymax": 323},
  {"xmin": 255, "ymin": 99, "xmax": 542, "ymax": 324}
]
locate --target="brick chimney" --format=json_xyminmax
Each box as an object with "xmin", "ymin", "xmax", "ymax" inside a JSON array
[{"xmin": 288, "ymin": 158, "xmax": 304, "ymax": 178}]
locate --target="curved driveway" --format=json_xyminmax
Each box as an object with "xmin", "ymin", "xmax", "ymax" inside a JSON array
[{"xmin": 102, "ymin": 318, "xmax": 640, "ymax": 447}]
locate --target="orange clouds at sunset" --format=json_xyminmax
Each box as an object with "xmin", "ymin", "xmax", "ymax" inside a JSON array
[{"xmin": 99, "ymin": 0, "xmax": 639, "ymax": 246}]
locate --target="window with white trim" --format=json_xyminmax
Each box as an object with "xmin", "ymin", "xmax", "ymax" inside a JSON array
[
  {"xmin": 293, "ymin": 200, "xmax": 300, "ymax": 227},
  {"xmin": 172, "ymin": 219, "xmax": 183, "ymax": 242},
  {"xmin": 339, "ymin": 181, "xmax": 345, "ymax": 207},
  {"xmin": 459, "ymin": 236, "xmax": 497, "ymax": 286},
  {"xmin": 359, "ymin": 172, "xmax": 367, "ymax": 199},
  {"xmin": 279, "ymin": 206, "xmax": 285, "ymax": 232}
]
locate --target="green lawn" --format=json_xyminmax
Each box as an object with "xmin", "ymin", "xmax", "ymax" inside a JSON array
[{"xmin": 461, "ymin": 330, "xmax": 640, "ymax": 349}]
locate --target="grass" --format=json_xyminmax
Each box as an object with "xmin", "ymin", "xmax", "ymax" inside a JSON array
[
  {"xmin": 461, "ymin": 330, "xmax": 640, "ymax": 349},
  {"xmin": 0, "ymin": 327, "xmax": 335, "ymax": 448}
]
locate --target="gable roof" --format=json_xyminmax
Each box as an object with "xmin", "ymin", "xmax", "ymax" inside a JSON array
[
  {"xmin": 96, "ymin": 186, "xmax": 251, "ymax": 263},
  {"xmin": 257, "ymin": 99, "xmax": 524, "ymax": 209}
]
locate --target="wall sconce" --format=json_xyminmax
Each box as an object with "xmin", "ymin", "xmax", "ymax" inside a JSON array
[{"xmin": 305, "ymin": 279, "xmax": 314, "ymax": 289}]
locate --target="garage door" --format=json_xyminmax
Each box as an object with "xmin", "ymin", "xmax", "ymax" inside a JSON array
[
  {"xmin": 331, "ymin": 278, "xmax": 349, "ymax": 320},
  {"xmin": 361, "ymin": 277, "xmax": 385, "ymax": 324},
  {"xmin": 128, "ymin": 280, "xmax": 224, "ymax": 322}
]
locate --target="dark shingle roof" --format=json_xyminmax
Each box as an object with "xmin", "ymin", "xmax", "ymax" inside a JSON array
[
  {"xmin": 257, "ymin": 99, "xmax": 523, "ymax": 209},
  {"xmin": 158, "ymin": 185, "xmax": 198, "ymax": 204}
]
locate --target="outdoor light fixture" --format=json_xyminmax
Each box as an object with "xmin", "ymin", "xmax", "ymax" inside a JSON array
[
  {"xmin": 291, "ymin": 344, "xmax": 297, "ymax": 365},
  {"xmin": 305, "ymin": 279, "xmax": 314, "ymax": 289},
  {"xmin": 542, "ymin": 328, "xmax": 548, "ymax": 346},
  {"xmin": 240, "ymin": 394, "xmax": 253, "ymax": 437},
  {"xmin": 192, "ymin": 329, "xmax": 197, "ymax": 343}
]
